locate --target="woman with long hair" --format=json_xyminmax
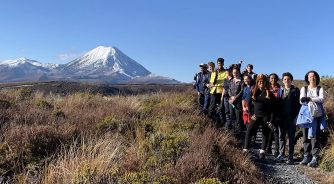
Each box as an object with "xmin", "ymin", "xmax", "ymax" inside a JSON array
[{"xmin": 243, "ymin": 74, "xmax": 275, "ymax": 159}]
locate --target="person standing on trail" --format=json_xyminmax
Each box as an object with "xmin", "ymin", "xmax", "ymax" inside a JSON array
[
  {"xmin": 299, "ymin": 70, "xmax": 326, "ymax": 167},
  {"xmin": 265, "ymin": 73, "xmax": 281, "ymax": 157},
  {"xmin": 276, "ymin": 72, "xmax": 300, "ymax": 165},
  {"xmin": 195, "ymin": 63, "xmax": 211, "ymax": 114},
  {"xmin": 241, "ymin": 74, "xmax": 254, "ymax": 128},
  {"xmin": 228, "ymin": 65, "xmax": 244, "ymax": 135},
  {"xmin": 207, "ymin": 58, "xmax": 227, "ymax": 125},
  {"xmin": 243, "ymin": 74, "xmax": 275, "ymax": 160},
  {"xmin": 222, "ymin": 68, "xmax": 233, "ymax": 129}
]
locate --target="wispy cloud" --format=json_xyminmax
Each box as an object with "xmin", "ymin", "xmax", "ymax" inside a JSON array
[{"xmin": 57, "ymin": 49, "xmax": 86, "ymax": 62}]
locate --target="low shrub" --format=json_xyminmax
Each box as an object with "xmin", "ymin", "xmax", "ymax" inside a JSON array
[
  {"xmin": 196, "ymin": 177, "xmax": 228, "ymax": 184},
  {"xmin": 34, "ymin": 99, "xmax": 53, "ymax": 109}
]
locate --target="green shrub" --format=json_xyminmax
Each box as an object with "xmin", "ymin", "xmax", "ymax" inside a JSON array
[
  {"xmin": 15, "ymin": 88, "xmax": 33, "ymax": 100},
  {"xmin": 139, "ymin": 132, "xmax": 189, "ymax": 170},
  {"xmin": 35, "ymin": 99, "xmax": 53, "ymax": 109},
  {"xmin": 72, "ymin": 164, "xmax": 97, "ymax": 184},
  {"xmin": 320, "ymin": 141, "xmax": 334, "ymax": 172},
  {"xmin": 196, "ymin": 178, "xmax": 227, "ymax": 184},
  {"xmin": 140, "ymin": 97, "xmax": 161, "ymax": 116},
  {"xmin": 96, "ymin": 116, "xmax": 119, "ymax": 131},
  {"xmin": 0, "ymin": 99, "xmax": 11, "ymax": 109},
  {"xmin": 52, "ymin": 107, "xmax": 65, "ymax": 118},
  {"xmin": 119, "ymin": 171, "xmax": 175, "ymax": 184}
]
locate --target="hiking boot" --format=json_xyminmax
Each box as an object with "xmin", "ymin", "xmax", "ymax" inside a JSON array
[
  {"xmin": 273, "ymin": 150, "xmax": 279, "ymax": 158},
  {"xmin": 259, "ymin": 149, "xmax": 265, "ymax": 159},
  {"xmin": 307, "ymin": 157, "xmax": 318, "ymax": 167},
  {"xmin": 276, "ymin": 154, "xmax": 285, "ymax": 162},
  {"xmin": 286, "ymin": 158, "xmax": 294, "ymax": 165},
  {"xmin": 299, "ymin": 155, "xmax": 312, "ymax": 165}
]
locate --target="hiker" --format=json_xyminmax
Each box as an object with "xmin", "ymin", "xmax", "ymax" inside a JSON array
[
  {"xmin": 195, "ymin": 63, "xmax": 211, "ymax": 114},
  {"xmin": 265, "ymin": 73, "xmax": 281, "ymax": 157},
  {"xmin": 222, "ymin": 68, "xmax": 233, "ymax": 129},
  {"xmin": 243, "ymin": 74, "xmax": 275, "ymax": 159},
  {"xmin": 207, "ymin": 58, "xmax": 227, "ymax": 125},
  {"xmin": 242, "ymin": 64, "xmax": 257, "ymax": 82},
  {"xmin": 298, "ymin": 70, "xmax": 326, "ymax": 167},
  {"xmin": 242, "ymin": 74, "xmax": 254, "ymax": 128},
  {"xmin": 228, "ymin": 65, "xmax": 244, "ymax": 134},
  {"xmin": 276, "ymin": 72, "xmax": 300, "ymax": 164}
]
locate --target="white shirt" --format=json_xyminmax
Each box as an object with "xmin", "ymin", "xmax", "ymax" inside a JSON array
[{"xmin": 300, "ymin": 86, "xmax": 324, "ymax": 103}]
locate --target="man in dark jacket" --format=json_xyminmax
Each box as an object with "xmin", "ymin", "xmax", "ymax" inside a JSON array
[{"xmin": 276, "ymin": 72, "xmax": 301, "ymax": 164}]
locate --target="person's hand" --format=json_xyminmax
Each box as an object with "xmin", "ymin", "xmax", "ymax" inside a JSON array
[
  {"xmin": 267, "ymin": 122, "xmax": 273, "ymax": 129},
  {"xmin": 197, "ymin": 92, "xmax": 201, "ymax": 96},
  {"xmin": 301, "ymin": 97, "xmax": 311, "ymax": 103},
  {"xmin": 251, "ymin": 115, "xmax": 256, "ymax": 121}
]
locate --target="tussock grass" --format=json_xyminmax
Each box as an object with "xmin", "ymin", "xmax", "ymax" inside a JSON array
[
  {"xmin": 0, "ymin": 88, "xmax": 262, "ymax": 183},
  {"xmin": 42, "ymin": 134, "xmax": 125, "ymax": 184}
]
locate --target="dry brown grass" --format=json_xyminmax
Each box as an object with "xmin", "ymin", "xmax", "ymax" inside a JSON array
[
  {"xmin": 172, "ymin": 127, "xmax": 262, "ymax": 184},
  {"xmin": 0, "ymin": 88, "xmax": 262, "ymax": 183},
  {"xmin": 42, "ymin": 134, "xmax": 125, "ymax": 184}
]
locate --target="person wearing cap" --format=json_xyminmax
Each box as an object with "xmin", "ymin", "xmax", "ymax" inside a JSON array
[
  {"xmin": 207, "ymin": 58, "xmax": 227, "ymax": 125},
  {"xmin": 243, "ymin": 74, "xmax": 275, "ymax": 160},
  {"xmin": 195, "ymin": 63, "xmax": 210, "ymax": 114}
]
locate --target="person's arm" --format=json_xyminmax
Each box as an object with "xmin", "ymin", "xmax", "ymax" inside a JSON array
[
  {"xmin": 195, "ymin": 79, "xmax": 200, "ymax": 93},
  {"xmin": 235, "ymin": 81, "xmax": 244, "ymax": 99},
  {"xmin": 293, "ymin": 88, "xmax": 301, "ymax": 118},
  {"xmin": 311, "ymin": 87, "xmax": 324, "ymax": 103},
  {"xmin": 299, "ymin": 86, "xmax": 306, "ymax": 104},
  {"xmin": 268, "ymin": 93, "xmax": 275, "ymax": 123}
]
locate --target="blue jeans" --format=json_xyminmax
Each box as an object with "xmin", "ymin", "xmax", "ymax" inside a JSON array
[{"xmin": 203, "ymin": 94, "xmax": 210, "ymax": 113}]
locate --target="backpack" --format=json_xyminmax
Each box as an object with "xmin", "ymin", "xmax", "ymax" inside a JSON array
[{"xmin": 305, "ymin": 86, "xmax": 322, "ymax": 118}]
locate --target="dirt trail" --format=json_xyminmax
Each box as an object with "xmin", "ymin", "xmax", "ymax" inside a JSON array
[
  {"xmin": 249, "ymin": 150, "xmax": 317, "ymax": 184},
  {"xmin": 248, "ymin": 130, "xmax": 330, "ymax": 184}
]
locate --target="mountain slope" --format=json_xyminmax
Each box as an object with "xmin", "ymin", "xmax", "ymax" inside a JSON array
[
  {"xmin": 0, "ymin": 58, "xmax": 54, "ymax": 82},
  {"xmin": 58, "ymin": 46, "xmax": 150, "ymax": 78}
]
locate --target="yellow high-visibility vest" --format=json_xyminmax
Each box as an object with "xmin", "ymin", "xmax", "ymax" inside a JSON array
[{"xmin": 209, "ymin": 70, "xmax": 227, "ymax": 94}]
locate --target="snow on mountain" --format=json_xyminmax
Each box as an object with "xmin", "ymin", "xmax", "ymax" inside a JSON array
[
  {"xmin": 0, "ymin": 57, "xmax": 59, "ymax": 70},
  {"xmin": 0, "ymin": 58, "xmax": 52, "ymax": 82},
  {"xmin": 60, "ymin": 46, "xmax": 151, "ymax": 79},
  {"xmin": 0, "ymin": 46, "xmax": 179, "ymax": 84}
]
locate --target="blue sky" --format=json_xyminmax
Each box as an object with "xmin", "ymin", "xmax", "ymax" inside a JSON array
[{"xmin": 0, "ymin": 0, "xmax": 333, "ymax": 82}]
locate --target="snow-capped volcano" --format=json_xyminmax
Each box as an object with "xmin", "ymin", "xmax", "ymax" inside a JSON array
[
  {"xmin": 60, "ymin": 46, "xmax": 151, "ymax": 79},
  {"xmin": 0, "ymin": 46, "xmax": 179, "ymax": 84}
]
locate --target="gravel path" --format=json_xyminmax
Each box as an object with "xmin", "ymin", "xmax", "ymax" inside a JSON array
[
  {"xmin": 249, "ymin": 150, "xmax": 317, "ymax": 184},
  {"xmin": 247, "ymin": 129, "xmax": 329, "ymax": 184}
]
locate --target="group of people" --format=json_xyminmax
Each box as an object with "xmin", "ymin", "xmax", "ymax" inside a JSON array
[{"xmin": 194, "ymin": 58, "xmax": 326, "ymax": 167}]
